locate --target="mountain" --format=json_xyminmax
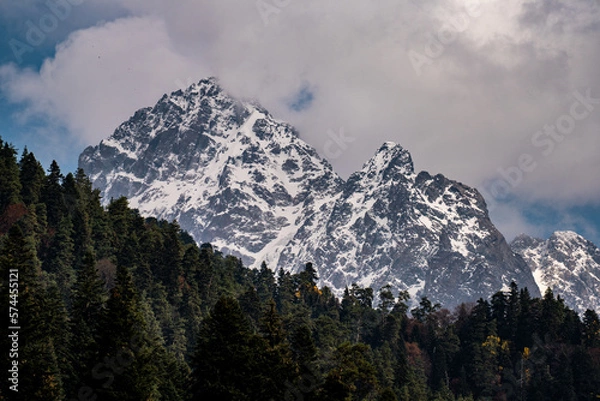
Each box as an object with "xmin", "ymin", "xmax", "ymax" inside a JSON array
[
  {"xmin": 79, "ymin": 77, "xmax": 343, "ymax": 265},
  {"xmin": 80, "ymin": 77, "xmax": 540, "ymax": 307},
  {"xmin": 511, "ymin": 231, "xmax": 600, "ymax": 313},
  {"xmin": 277, "ymin": 142, "xmax": 540, "ymax": 306}
]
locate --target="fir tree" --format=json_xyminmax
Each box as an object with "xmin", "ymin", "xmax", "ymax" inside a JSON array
[
  {"xmin": 0, "ymin": 138, "xmax": 22, "ymax": 212},
  {"xmin": 19, "ymin": 148, "xmax": 45, "ymax": 206},
  {"xmin": 41, "ymin": 160, "xmax": 66, "ymax": 228},
  {"xmin": 583, "ymin": 309, "xmax": 600, "ymax": 347},
  {"xmin": 320, "ymin": 342, "xmax": 379, "ymax": 401},
  {"xmin": 95, "ymin": 264, "xmax": 163, "ymax": 400},
  {"xmin": 0, "ymin": 226, "xmax": 65, "ymax": 399},
  {"xmin": 191, "ymin": 296, "xmax": 278, "ymax": 399},
  {"xmin": 70, "ymin": 249, "xmax": 107, "ymax": 388},
  {"xmin": 42, "ymin": 216, "xmax": 76, "ymax": 303}
]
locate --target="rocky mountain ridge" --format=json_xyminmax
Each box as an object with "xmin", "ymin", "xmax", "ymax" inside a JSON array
[
  {"xmin": 511, "ymin": 231, "xmax": 600, "ymax": 314},
  {"xmin": 80, "ymin": 78, "xmax": 553, "ymax": 308}
]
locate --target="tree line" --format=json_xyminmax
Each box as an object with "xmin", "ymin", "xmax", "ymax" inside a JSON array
[{"xmin": 1, "ymin": 137, "xmax": 599, "ymax": 400}]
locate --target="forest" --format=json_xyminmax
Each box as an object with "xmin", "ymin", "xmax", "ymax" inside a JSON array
[{"xmin": 1, "ymin": 136, "xmax": 600, "ymax": 400}]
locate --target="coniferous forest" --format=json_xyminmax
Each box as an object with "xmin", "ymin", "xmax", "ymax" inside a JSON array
[{"xmin": 1, "ymin": 137, "xmax": 600, "ymax": 401}]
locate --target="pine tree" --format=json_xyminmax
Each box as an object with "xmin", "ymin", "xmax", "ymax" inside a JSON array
[
  {"xmin": 491, "ymin": 289, "xmax": 508, "ymax": 338},
  {"xmin": 506, "ymin": 281, "xmax": 521, "ymax": 343},
  {"xmin": 411, "ymin": 296, "xmax": 442, "ymax": 323},
  {"xmin": 84, "ymin": 177, "xmax": 112, "ymax": 260},
  {"xmin": 95, "ymin": 264, "xmax": 163, "ymax": 400},
  {"xmin": 19, "ymin": 148, "xmax": 45, "ymax": 206},
  {"xmin": 516, "ymin": 287, "xmax": 535, "ymax": 350},
  {"xmin": 196, "ymin": 243, "xmax": 216, "ymax": 306},
  {"xmin": 191, "ymin": 296, "xmax": 278, "ymax": 399},
  {"xmin": 378, "ymin": 284, "xmax": 395, "ymax": 316},
  {"xmin": 540, "ymin": 288, "xmax": 565, "ymax": 342},
  {"xmin": 157, "ymin": 221, "xmax": 184, "ymax": 302},
  {"xmin": 259, "ymin": 300, "xmax": 298, "ymax": 399},
  {"xmin": 320, "ymin": 342, "xmax": 379, "ymax": 401},
  {"xmin": 276, "ymin": 267, "xmax": 297, "ymax": 314},
  {"xmin": 239, "ymin": 285, "xmax": 262, "ymax": 325},
  {"xmin": 179, "ymin": 244, "xmax": 203, "ymax": 354},
  {"xmin": 0, "ymin": 138, "xmax": 22, "ymax": 213},
  {"xmin": 583, "ymin": 309, "xmax": 600, "ymax": 347},
  {"xmin": 299, "ymin": 262, "xmax": 318, "ymax": 288},
  {"xmin": 291, "ymin": 323, "xmax": 318, "ymax": 366},
  {"xmin": 63, "ymin": 170, "xmax": 94, "ymax": 267},
  {"xmin": 44, "ymin": 277, "xmax": 76, "ymax": 395},
  {"xmin": 255, "ymin": 261, "xmax": 277, "ymax": 303},
  {"xmin": 0, "ymin": 226, "xmax": 65, "ymax": 399},
  {"xmin": 42, "ymin": 216, "xmax": 76, "ymax": 303},
  {"xmin": 70, "ymin": 249, "xmax": 107, "ymax": 388},
  {"xmin": 41, "ymin": 160, "xmax": 66, "ymax": 228}
]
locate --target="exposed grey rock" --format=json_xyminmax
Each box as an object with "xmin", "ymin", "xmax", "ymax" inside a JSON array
[
  {"xmin": 512, "ymin": 231, "xmax": 600, "ymax": 314},
  {"xmin": 80, "ymin": 78, "xmax": 541, "ymax": 308}
]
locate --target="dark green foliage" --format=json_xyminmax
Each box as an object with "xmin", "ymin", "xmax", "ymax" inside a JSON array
[
  {"xmin": 320, "ymin": 342, "xmax": 379, "ymax": 400},
  {"xmin": 291, "ymin": 323, "xmax": 318, "ymax": 365},
  {"xmin": 0, "ymin": 138, "xmax": 22, "ymax": 213},
  {"xmin": 378, "ymin": 284, "xmax": 395, "ymax": 314},
  {"xmin": 41, "ymin": 160, "xmax": 66, "ymax": 228},
  {"xmin": 42, "ymin": 216, "xmax": 76, "ymax": 303},
  {"xmin": 1, "ymin": 139, "xmax": 600, "ymax": 400},
  {"xmin": 583, "ymin": 309, "xmax": 600, "ymax": 347},
  {"xmin": 254, "ymin": 261, "xmax": 277, "ymax": 302},
  {"xmin": 70, "ymin": 248, "xmax": 107, "ymax": 390},
  {"xmin": 411, "ymin": 296, "xmax": 441, "ymax": 323},
  {"xmin": 0, "ymin": 226, "xmax": 65, "ymax": 399},
  {"xmin": 19, "ymin": 148, "xmax": 45, "ymax": 206},
  {"xmin": 190, "ymin": 296, "xmax": 294, "ymax": 400}
]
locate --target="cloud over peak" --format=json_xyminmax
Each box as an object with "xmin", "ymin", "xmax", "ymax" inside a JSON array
[{"xmin": 1, "ymin": 0, "xmax": 599, "ymax": 243}]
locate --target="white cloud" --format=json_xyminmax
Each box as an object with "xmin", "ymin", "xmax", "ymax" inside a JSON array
[
  {"xmin": 1, "ymin": 0, "xmax": 600, "ymax": 238},
  {"xmin": 1, "ymin": 15, "xmax": 206, "ymax": 144}
]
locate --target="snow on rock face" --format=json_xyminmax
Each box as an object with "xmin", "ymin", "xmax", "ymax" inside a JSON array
[
  {"xmin": 278, "ymin": 142, "xmax": 539, "ymax": 307},
  {"xmin": 512, "ymin": 231, "xmax": 600, "ymax": 314},
  {"xmin": 80, "ymin": 78, "xmax": 343, "ymax": 265},
  {"xmin": 80, "ymin": 77, "xmax": 539, "ymax": 308}
]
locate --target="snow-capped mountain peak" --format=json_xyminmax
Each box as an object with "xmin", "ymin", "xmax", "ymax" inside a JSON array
[
  {"xmin": 359, "ymin": 141, "xmax": 414, "ymax": 180},
  {"xmin": 80, "ymin": 79, "xmax": 343, "ymax": 265},
  {"xmin": 81, "ymin": 78, "xmax": 543, "ymax": 308},
  {"xmin": 512, "ymin": 231, "xmax": 600, "ymax": 313}
]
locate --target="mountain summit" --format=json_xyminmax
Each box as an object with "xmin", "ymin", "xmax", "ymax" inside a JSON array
[
  {"xmin": 512, "ymin": 231, "xmax": 600, "ymax": 314},
  {"xmin": 80, "ymin": 78, "xmax": 542, "ymax": 307},
  {"xmin": 80, "ymin": 78, "xmax": 343, "ymax": 268}
]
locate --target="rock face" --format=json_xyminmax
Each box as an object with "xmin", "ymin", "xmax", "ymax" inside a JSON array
[
  {"xmin": 80, "ymin": 77, "xmax": 540, "ymax": 308},
  {"xmin": 80, "ymin": 78, "xmax": 343, "ymax": 267},
  {"xmin": 512, "ymin": 231, "xmax": 600, "ymax": 314},
  {"xmin": 276, "ymin": 142, "xmax": 540, "ymax": 306}
]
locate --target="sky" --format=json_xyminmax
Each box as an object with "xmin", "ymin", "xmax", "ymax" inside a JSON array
[{"xmin": 0, "ymin": 0, "xmax": 599, "ymax": 245}]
